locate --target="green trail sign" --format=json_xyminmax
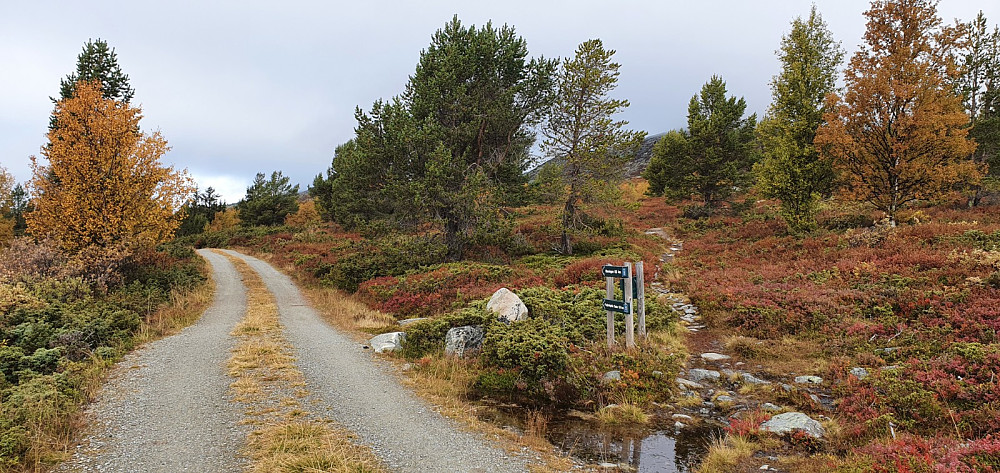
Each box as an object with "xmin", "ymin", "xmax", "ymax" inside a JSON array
[
  {"xmin": 603, "ymin": 299, "xmax": 631, "ymax": 314},
  {"xmin": 602, "ymin": 264, "xmax": 630, "ymax": 278}
]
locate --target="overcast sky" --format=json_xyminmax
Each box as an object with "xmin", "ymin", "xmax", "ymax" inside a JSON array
[{"xmin": 2, "ymin": 1, "xmax": 997, "ymax": 203}]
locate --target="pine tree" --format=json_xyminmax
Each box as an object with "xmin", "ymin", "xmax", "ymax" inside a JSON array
[
  {"xmin": 177, "ymin": 186, "xmax": 226, "ymax": 236},
  {"xmin": 755, "ymin": 6, "xmax": 844, "ymax": 233},
  {"xmin": 644, "ymin": 76, "xmax": 757, "ymax": 208},
  {"xmin": 541, "ymin": 39, "xmax": 645, "ymax": 255},
  {"xmin": 237, "ymin": 171, "xmax": 299, "ymax": 227}
]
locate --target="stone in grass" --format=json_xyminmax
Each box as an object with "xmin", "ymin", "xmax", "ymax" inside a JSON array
[
  {"xmin": 444, "ymin": 325, "xmax": 484, "ymax": 358},
  {"xmin": 369, "ymin": 332, "xmax": 405, "ymax": 354},
  {"xmin": 676, "ymin": 378, "xmax": 704, "ymax": 390},
  {"xmin": 741, "ymin": 373, "xmax": 771, "ymax": 385},
  {"xmin": 687, "ymin": 368, "xmax": 721, "ymax": 383},
  {"xmin": 701, "ymin": 352, "xmax": 731, "ymax": 362},
  {"xmin": 794, "ymin": 375, "xmax": 823, "ymax": 385},
  {"xmin": 850, "ymin": 367, "xmax": 869, "ymax": 380},
  {"xmin": 397, "ymin": 317, "xmax": 428, "ymax": 326},
  {"xmin": 486, "ymin": 288, "xmax": 529, "ymax": 323},
  {"xmin": 761, "ymin": 402, "xmax": 782, "ymax": 412},
  {"xmin": 760, "ymin": 412, "xmax": 826, "ymax": 438},
  {"xmin": 602, "ymin": 370, "xmax": 622, "ymax": 383}
]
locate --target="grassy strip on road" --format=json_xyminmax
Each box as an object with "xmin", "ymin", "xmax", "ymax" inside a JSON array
[{"xmin": 221, "ymin": 251, "xmax": 385, "ymax": 473}]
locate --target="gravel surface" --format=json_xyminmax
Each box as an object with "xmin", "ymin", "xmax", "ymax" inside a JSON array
[
  {"xmin": 58, "ymin": 250, "xmax": 248, "ymax": 472},
  {"xmin": 224, "ymin": 250, "xmax": 529, "ymax": 473}
]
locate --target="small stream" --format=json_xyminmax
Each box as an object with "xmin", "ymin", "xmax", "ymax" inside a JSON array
[{"xmin": 480, "ymin": 408, "xmax": 723, "ymax": 472}]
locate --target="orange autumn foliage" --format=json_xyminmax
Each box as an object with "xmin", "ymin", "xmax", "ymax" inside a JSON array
[
  {"xmin": 816, "ymin": 0, "xmax": 980, "ymax": 224},
  {"xmin": 205, "ymin": 207, "xmax": 241, "ymax": 233},
  {"xmin": 285, "ymin": 199, "xmax": 321, "ymax": 229},
  {"xmin": 27, "ymin": 80, "xmax": 194, "ymax": 253}
]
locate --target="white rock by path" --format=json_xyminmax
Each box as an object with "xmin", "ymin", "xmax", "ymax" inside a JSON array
[{"xmin": 487, "ymin": 288, "xmax": 529, "ymax": 323}]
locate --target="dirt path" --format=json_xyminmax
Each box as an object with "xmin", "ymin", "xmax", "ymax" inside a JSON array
[
  {"xmin": 58, "ymin": 250, "xmax": 248, "ymax": 472},
  {"xmin": 224, "ymin": 250, "xmax": 528, "ymax": 473}
]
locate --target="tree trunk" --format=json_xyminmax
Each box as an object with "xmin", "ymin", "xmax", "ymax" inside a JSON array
[
  {"xmin": 561, "ymin": 195, "xmax": 576, "ymax": 255},
  {"xmin": 444, "ymin": 214, "xmax": 464, "ymax": 262}
]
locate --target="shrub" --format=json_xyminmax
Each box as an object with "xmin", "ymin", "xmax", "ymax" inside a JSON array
[
  {"xmin": 481, "ymin": 317, "xmax": 569, "ymax": 382},
  {"xmin": 400, "ymin": 306, "xmax": 494, "ymax": 359},
  {"xmin": 318, "ymin": 234, "xmax": 447, "ymax": 292}
]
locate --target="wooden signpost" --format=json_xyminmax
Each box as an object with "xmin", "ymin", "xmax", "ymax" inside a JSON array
[{"xmin": 602, "ymin": 261, "xmax": 646, "ymax": 349}]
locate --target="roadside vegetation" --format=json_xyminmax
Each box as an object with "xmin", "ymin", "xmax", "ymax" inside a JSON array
[{"xmin": 2, "ymin": 0, "xmax": 999, "ymax": 471}]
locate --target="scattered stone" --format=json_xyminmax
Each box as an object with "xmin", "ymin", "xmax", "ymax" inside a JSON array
[
  {"xmin": 672, "ymin": 414, "xmax": 693, "ymax": 421},
  {"xmin": 651, "ymin": 370, "xmax": 664, "ymax": 377},
  {"xmin": 794, "ymin": 375, "xmax": 823, "ymax": 385},
  {"xmin": 761, "ymin": 402, "xmax": 781, "ymax": 412},
  {"xmin": 677, "ymin": 378, "xmax": 704, "ymax": 390},
  {"xmin": 674, "ymin": 421, "xmax": 685, "ymax": 429},
  {"xmin": 401, "ymin": 363, "xmax": 413, "ymax": 371},
  {"xmin": 716, "ymin": 395, "xmax": 735, "ymax": 403},
  {"xmin": 810, "ymin": 394, "xmax": 821, "ymax": 404},
  {"xmin": 602, "ymin": 370, "xmax": 622, "ymax": 382},
  {"xmin": 850, "ymin": 367, "xmax": 869, "ymax": 380},
  {"xmin": 701, "ymin": 352, "xmax": 731, "ymax": 362},
  {"xmin": 598, "ymin": 463, "xmax": 618, "ymax": 469},
  {"xmin": 741, "ymin": 373, "xmax": 771, "ymax": 385},
  {"xmin": 781, "ymin": 384, "xmax": 793, "ymax": 392},
  {"xmin": 486, "ymin": 288, "xmax": 529, "ymax": 323},
  {"xmin": 684, "ymin": 308, "xmax": 697, "ymax": 315},
  {"xmin": 369, "ymin": 332, "xmax": 405, "ymax": 354},
  {"xmin": 882, "ymin": 347, "xmax": 899, "ymax": 354},
  {"xmin": 397, "ymin": 317, "xmax": 428, "ymax": 326},
  {"xmin": 760, "ymin": 412, "xmax": 826, "ymax": 438},
  {"xmin": 444, "ymin": 325, "xmax": 484, "ymax": 358},
  {"xmin": 881, "ymin": 365, "xmax": 900, "ymax": 371},
  {"xmin": 687, "ymin": 368, "xmax": 721, "ymax": 383}
]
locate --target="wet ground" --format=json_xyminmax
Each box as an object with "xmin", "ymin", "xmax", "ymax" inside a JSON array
[{"xmin": 481, "ymin": 407, "xmax": 723, "ymax": 472}]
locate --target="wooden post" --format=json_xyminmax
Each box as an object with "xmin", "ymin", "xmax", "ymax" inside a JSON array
[
  {"xmin": 606, "ymin": 276, "xmax": 615, "ymax": 348},
  {"xmin": 624, "ymin": 261, "xmax": 635, "ymax": 349},
  {"xmin": 636, "ymin": 260, "xmax": 646, "ymax": 340}
]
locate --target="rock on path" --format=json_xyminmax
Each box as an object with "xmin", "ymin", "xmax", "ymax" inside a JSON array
[
  {"xmin": 58, "ymin": 250, "xmax": 247, "ymax": 472},
  {"xmin": 225, "ymin": 250, "xmax": 527, "ymax": 473}
]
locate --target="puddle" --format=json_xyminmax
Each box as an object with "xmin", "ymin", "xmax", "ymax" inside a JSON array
[{"xmin": 480, "ymin": 407, "xmax": 723, "ymax": 472}]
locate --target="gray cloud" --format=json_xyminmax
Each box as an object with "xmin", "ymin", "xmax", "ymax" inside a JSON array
[{"xmin": 1, "ymin": 0, "xmax": 995, "ymax": 203}]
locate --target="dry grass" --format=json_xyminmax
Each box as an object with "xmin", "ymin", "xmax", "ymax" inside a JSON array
[
  {"xmin": 300, "ymin": 283, "xmax": 396, "ymax": 333},
  {"xmin": 220, "ymin": 251, "xmax": 386, "ymax": 473},
  {"xmin": 137, "ymin": 279, "xmax": 215, "ymax": 343},
  {"xmin": 246, "ymin": 422, "xmax": 383, "ymax": 473},
  {"xmin": 596, "ymin": 403, "xmax": 650, "ymax": 425},
  {"xmin": 695, "ymin": 434, "xmax": 759, "ymax": 473}
]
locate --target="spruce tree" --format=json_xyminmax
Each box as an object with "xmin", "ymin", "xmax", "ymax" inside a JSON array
[
  {"xmin": 58, "ymin": 39, "xmax": 135, "ymax": 102},
  {"xmin": 237, "ymin": 172, "xmax": 299, "ymax": 227},
  {"xmin": 755, "ymin": 6, "xmax": 844, "ymax": 233}
]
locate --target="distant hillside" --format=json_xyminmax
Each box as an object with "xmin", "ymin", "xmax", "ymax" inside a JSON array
[{"xmin": 526, "ymin": 132, "xmax": 666, "ymax": 181}]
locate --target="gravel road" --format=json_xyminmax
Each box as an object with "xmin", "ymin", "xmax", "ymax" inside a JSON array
[
  {"xmin": 58, "ymin": 249, "xmax": 247, "ymax": 472},
  {"xmin": 224, "ymin": 250, "xmax": 529, "ymax": 473}
]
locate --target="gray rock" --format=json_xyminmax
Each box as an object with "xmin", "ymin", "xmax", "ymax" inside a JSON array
[
  {"xmin": 716, "ymin": 395, "xmax": 735, "ymax": 403},
  {"xmin": 672, "ymin": 414, "xmax": 693, "ymax": 421},
  {"xmin": 486, "ymin": 288, "xmax": 529, "ymax": 323},
  {"xmin": 741, "ymin": 373, "xmax": 771, "ymax": 385},
  {"xmin": 651, "ymin": 370, "xmax": 664, "ymax": 377},
  {"xmin": 850, "ymin": 367, "xmax": 869, "ymax": 380},
  {"xmin": 794, "ymin": 375, "xmax": 823, "ymax": 385},
  {"xmin": 602, "ymin": 370, "xmax": 622, "ymax": 382},
  {"xmin": 676, "ymin": 378, "xmax": 704, "ymax": 390},
  {"xmin": 761, "ymin": 402, "xmax": 782, "ymax": 412},
  {"xmin": 781, "ymin": 383, "xmax": 793, "ymax": 392},
  {"xmin": 674, "ymin": 421, "xmax": 685, "ymax": 429},
  {"xmin": 397, "ymin": 317, "xmax": 429, "ymax": 326},
  {"xmin": 687, "ymin": 368, "xmax": 721, "ymax": 383},
  {"xmin": 701, "ymin": 352, "xmax": 731, "ymax": 362},
  {"xmin": 760, "ymin": 412, "xmax": 825, "ymax": 438},
  {"xmin": 444, "ymin": 325, "xmax": 484, "ymax": 358},
  {"xmin": 369, "ymin": 331, "xmax": 406, "ymax": 354}
]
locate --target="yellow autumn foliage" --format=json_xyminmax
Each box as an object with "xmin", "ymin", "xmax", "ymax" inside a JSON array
[
  {"xmin": 205, "ymin": 207, "xmax": 241, "ymax": 233},
  {"xmin": 285, "ymin": 199, "xmax": 320, "ymax": 228},
  {"xmin": 0, "ymin": 166, "xmax": 15, "ymax": 244},
  {"xmin": 27, "ymin": 81, "xmax": 194, "ymax": 253}
]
